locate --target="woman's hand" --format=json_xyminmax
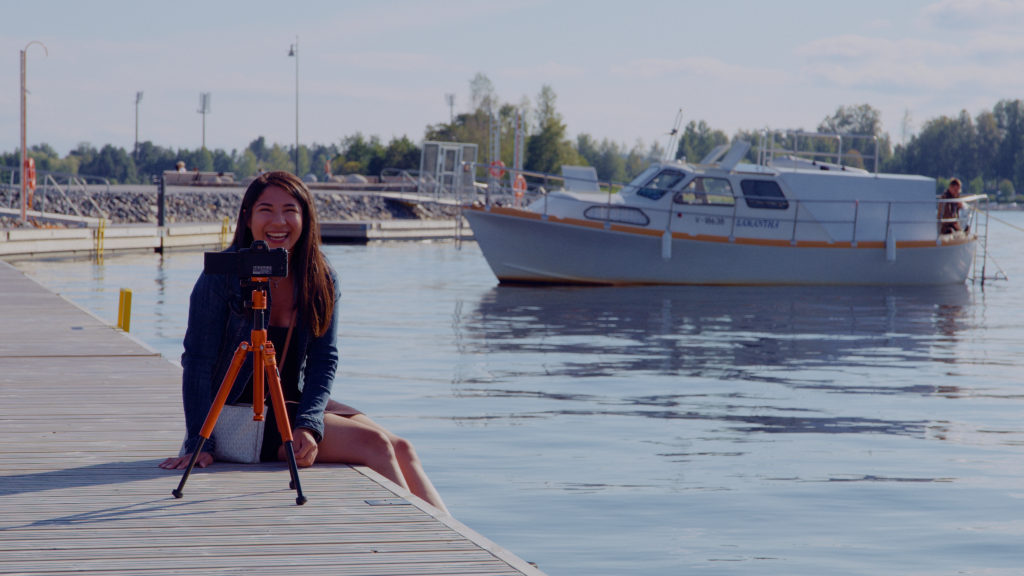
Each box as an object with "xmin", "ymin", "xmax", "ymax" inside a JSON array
[
  {"xmin": 290, "ymin": 428, "xmax": 319, "ymax": 467},
  {"xmin": 159, "ymin": 451, "xmax": 214, "ymax": 470}
]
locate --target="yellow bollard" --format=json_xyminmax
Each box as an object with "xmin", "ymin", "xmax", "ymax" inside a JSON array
[
  {"xmin": 117, "ymin": 288, "xmax": 132, "ymax": 332},
  {"xmin": 95, "ymin": 218, "xmax": 106, "ymax": 263},
  {"xmin": 220, "ymin": 216, "xmax": 231, "ymax": 248}
]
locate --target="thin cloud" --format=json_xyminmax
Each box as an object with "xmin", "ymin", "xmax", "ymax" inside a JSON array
[
  {"xmin": 611, "ymin": 57, "xmax": 788, "ymax": 85},
  {"xmin": 503, "ymin": 61, "xmax": 586, "ymax": 80},
  {"xmin": 923, "ymin": 0, "xmax": 1024, "ymax": 28}
]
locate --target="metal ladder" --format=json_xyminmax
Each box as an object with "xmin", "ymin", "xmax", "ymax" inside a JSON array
[{"xmin": 970, "ymin": 201, "xmax": 1008, "ymax": 285}]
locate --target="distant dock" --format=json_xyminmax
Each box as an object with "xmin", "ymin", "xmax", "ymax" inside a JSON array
[
  {"xmin": 0, "ymin": 218, "xmax": 470, "ymax": 259},
  {"xmin": 0, "ymin": 259, "xmax": 542, "ymax": 575}
]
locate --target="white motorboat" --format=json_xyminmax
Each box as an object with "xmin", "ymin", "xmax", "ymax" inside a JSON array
[{"xmin": 463, "ymin": 138, "xmax": 984, "ymax": 286}]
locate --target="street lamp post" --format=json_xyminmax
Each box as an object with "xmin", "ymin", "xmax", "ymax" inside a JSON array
[
  {"xmin": 288, "ymin": 36, "xmax": 299, "ymax": 175},
  {"xmin": 134, "ymin": 91, "xmax": 144, "ymax": 161},
  {"xmin": 20, "ymin": 41, "xmax": 48, "ymax": 224},
  {"xmin": 445, "ymin": 93, "xmax": 455, "ymax": 124},
  {"xmin": 198, "ymin": 92, "xmax": 211, "ymax": 150}
]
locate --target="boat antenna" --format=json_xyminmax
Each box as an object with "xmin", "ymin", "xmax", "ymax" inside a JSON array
[{"xmin": 664, "ymin": 108, "xmax": 683, "ymax": 162}]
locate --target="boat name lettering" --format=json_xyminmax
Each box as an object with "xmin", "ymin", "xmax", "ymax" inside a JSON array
[
  {"xmin": 737, "ymin": 217, "xmax": 780, "ymax": 229},
  {"xmin": 696, "ymin": 216, "xmax": 725, "ymax": 226}
]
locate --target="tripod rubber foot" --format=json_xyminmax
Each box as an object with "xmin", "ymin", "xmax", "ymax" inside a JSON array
[
  {"xmin": 296, "ymin": 495, "xmax": 307, "ymax": 506},
  {"xmin": 171, "ymin": 489, "xmax": 183, "ymax": 499}
]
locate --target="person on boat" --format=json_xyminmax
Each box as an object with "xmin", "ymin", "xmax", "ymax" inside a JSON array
[
  {"xmin": 939, "ymin": 178, "xmax": 964, "ymax": 234},
  {"xmin": 159, "ymin": 170, "xmax": 449, "ymax": 514}
]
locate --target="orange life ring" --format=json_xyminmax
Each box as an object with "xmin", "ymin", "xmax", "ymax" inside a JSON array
[
  {"xmin": 512, "ymin": 174, "xmax": 526, "ymax": 207},
  {"xmin": 489, "ymin": 160, "xmax": 506, "ymax": 179},
  {"xmin": 24, "ymin": 157, "xmax": 36, "ymax": 192},
  {"xmin": 513, "ymin": 174, "xmax": 527, "ymax": 193}
]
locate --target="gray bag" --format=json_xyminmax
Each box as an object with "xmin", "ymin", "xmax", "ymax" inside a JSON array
[{"xmin": 211, "ymin": 404, "xmax": 266, "ymax": 463}]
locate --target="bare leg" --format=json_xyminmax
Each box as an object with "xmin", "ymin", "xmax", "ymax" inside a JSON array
[
  {"xmin": 312, "ymin": 412, "xmax": 449, "ymax": 514},
  {"xmin": 350, "ymin": 414, "xmax": 448, "ymax": 514}
]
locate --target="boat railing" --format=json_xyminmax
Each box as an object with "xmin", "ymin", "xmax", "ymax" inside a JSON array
[
  {"xmin": 759, "ymin": 131, "xmax": 881, "ymax": 175},
  {"xmin": 0, "ymin": 167, "xmax": 112, "ymax": 219},
  {"xmin": 462, "ymin": 162, "xmax": 623, "ymax": 210},
  {"xmin": 465, "ymin": 159, "xmax": 985, "ymax": 247},
  {"xmin": 659, "ymin": 193, "xmax": 985, "ymax": 246}
]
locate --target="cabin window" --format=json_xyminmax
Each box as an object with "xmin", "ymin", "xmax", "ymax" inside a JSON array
[
  {"xmin": 636, "ymin": 170, "xmax": 686, "ymax": 200},
  {"xmin": 583, "ymin": 205, "xmax": 650, "ymax": 227},
  {"xmin": 672, "ymin": 177, "xmax": 735, "ymax": 206},
  {"xmin": 740, "ymin": 180, "xmax": 789, "ymax": 210}
]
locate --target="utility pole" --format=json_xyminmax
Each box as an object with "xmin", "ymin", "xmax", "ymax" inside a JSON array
[
  {"xmin": 288, "ymin": 36, "xmax": 299, "ymax": 174},
  {"xmin": 134, "ymin": 91, "xmax": 144, "ymax": 160},
  {"xmin": 198, "ymin": 92, "xmax": 211, "ymax": 150},
  {"xmin": 445, "ymin": 93, "xmax": 455, "ymax": 124},
  {"xmin": 20, "ymin": 41, "xmax": 47, "ymax": 224}
]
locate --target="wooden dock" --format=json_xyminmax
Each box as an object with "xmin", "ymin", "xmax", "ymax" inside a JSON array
[
  {"xmin": 0, "ymin": 219, "xmax": 469, "ymax": 259},
  {"xmin": 0, "ymin": 260, "xmax": 543, "ymax": 575}
]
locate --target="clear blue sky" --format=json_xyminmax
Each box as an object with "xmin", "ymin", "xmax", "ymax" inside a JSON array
[{"xmin": 3, "ymin": 0, "xmax": 1023, "ymax": 157}]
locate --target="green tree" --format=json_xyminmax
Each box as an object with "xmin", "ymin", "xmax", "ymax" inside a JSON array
[
  {"xmin": 524, "ymin": 84, "xmax": 582, "ymax": 174},
  {"xmin": 80, "ymin": 144, "xmax": 136, "ymax": 184},
  {"xmin": 817, "ymin": 104, "xmax": 893, "ymax": 170},
  {"xmin": 381, "ymin": 136, "xmax": 421, "ymax": 172},
  {"xmin": 135, "ymin": 141, "xmax": 178, "ymax": 180},
  {"xmin": 235, "ymin": 148, "xmax": 259, "ymax": 178},
  {"xmin": 469, "ymin": 72, "xmax": 496, "ymax": 116},
  {"xmin": 900, "ymin": 111, "xmax": 978, "ymax": 185},
  {"xmin": 993, "ymin": 99, "xmax": 1024, "ymax": 190},
  {"xmin": 675, "ymin": 120, "xmax": 729, "ymax": 163}
]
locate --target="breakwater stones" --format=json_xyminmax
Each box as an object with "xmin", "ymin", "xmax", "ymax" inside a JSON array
[{"xmin": 0, "ymin": 186, "xmax": 461, "ymax": 228}]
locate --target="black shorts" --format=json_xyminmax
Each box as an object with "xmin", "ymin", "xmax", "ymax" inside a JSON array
[{"xmin": 260, "ymin": 401, "xmax": 300, "ymax": 462}]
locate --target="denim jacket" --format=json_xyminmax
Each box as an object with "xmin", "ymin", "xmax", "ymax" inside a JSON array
[{"xmin": 180, "ymin": 258, "xmax": 340, "ymax": 455}]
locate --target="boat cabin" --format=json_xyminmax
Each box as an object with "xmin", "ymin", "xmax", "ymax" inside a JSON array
[{"xmin": 550, "ymin": 140, "xmax": 942, "ymax": 245}]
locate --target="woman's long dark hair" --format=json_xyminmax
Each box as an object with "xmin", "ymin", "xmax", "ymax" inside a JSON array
[{"xmin": 231, "ymin": 171, "xmax": 334, "ymax": 337}]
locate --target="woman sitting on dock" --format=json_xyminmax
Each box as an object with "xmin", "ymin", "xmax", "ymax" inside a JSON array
[{"xmin": 159, "ymin": 170, "xmax": 448, "ymax": 514}]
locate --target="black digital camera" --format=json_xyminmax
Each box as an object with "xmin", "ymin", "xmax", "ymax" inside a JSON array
[{"xmin": 204, "ymin": 240, "xmax": 288, "ymax": 278}]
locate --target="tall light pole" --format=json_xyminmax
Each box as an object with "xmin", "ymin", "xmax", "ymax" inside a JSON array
[
  {"xmin": 288, "ymin": 36, "xmax": 299, "ymax": 174},
  {"xmin": 134, "ymin": 91, "xmax": 144, "ymax": 160},
  {"xmin": 445, "ymin": 93, "xmax": 455, "ymax": 124},
  {"xmin": 20, "ymin": 40, "xmax": 48, "ymax": 224},
  {"xmin": 198, "ymin": 92, "xmax": 211, "ymax": 150}
]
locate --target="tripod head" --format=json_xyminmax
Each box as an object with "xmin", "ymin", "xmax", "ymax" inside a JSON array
[
  {"xmin": 205, "ymin": 240, "xmax": 288, "ymax": 279},
  {"xmin": 205, "ymin": 240, "xmax": 289, "ymax": 309}
]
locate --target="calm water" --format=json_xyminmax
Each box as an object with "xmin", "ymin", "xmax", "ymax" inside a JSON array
[{"xmin": 14, "ymin": 212, "xmax": 1024, "ymax": 575}]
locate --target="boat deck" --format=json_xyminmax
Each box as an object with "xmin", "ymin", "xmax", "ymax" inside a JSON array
[{"xmin": 0, "ymin": 260, "xmax": 543, "ymax": 575}]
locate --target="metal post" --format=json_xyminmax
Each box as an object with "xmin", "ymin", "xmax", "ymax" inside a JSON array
[
  {"xmin": 157, "ymin": 173, "xmax": 166, "ymax": 228},
  {"xmin": 19, "ymin": 41, "xmax": 47, "ymax": 224},
  {"xmin": 134, "ymin": 91, "xmax": 144, "ymax": 160},
  {"xmin": 197, "ymin": 92, "xmax": 211, "ymax": 150},
  {"xmin": 19, "ymin": 49, "xmax": 26, "ymax": 223},
  {"xmin": 289, "ymin": 37, "xmax": 299, "ymax": 174}
]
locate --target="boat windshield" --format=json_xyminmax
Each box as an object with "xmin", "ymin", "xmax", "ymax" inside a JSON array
[{"xmin": 632, "ymin": 169, "xmax": 687, "ymax": 201}]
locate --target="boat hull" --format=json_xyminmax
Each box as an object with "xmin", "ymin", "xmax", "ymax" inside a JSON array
[{"xmin": 463, "ymin": 207, "xmax": 976, "ymax": 286}]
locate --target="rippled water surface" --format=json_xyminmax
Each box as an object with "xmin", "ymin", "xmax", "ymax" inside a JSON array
[{"xmin": 14, "ymin": 212, "xmax": 1024, "ymax": 575}]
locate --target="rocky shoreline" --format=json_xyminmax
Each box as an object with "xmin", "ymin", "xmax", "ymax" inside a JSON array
[{"xmin": 0, "ymin": 187, "xmax": 461, "ymax": 228}]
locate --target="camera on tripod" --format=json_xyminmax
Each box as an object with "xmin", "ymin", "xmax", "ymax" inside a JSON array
[{"xmin": 204, "ymin": 240, "xmax": 288, "ymax": 278}]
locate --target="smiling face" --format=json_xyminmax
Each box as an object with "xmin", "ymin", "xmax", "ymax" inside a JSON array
[{"xmin": 248, "ymin": 185, "xmax": 303, "ymax": 251}]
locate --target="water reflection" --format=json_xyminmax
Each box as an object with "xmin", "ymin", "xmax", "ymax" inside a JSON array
[
  {"xmin": 455, "ymin": 284, "xmax": 974, "ymax": 439},
  {"xmin": 467, "ymin": 284, "xmax": 970, "ymax": 383}
]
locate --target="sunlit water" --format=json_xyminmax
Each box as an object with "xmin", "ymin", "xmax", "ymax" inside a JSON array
[{"xmin": 14, "ymin": 212, "xmax": 1024, "ymax": 575}]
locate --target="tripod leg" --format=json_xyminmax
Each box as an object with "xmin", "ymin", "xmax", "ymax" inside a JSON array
[
  {"xmin": 172, "ymin": 343, "xmax": 249, "ymax": 499},
  {"xmin": 264, "ymin": 348, "xmax": 307, "ymax": 505}
]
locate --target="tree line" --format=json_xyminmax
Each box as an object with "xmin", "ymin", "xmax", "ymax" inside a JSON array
[{"xmin": 4, "ymin": 72, "xmax": 1023, "ymax": 202}]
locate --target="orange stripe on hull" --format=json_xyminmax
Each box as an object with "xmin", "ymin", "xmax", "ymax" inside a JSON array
[{"xmin": 468, "ymin": 206, "xmax": 972, "ymax": 250}]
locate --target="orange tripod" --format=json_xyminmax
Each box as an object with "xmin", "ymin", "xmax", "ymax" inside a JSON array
[{"xmin": 172, "ymin": 278, "xmax": 307, "ymax": 505}]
